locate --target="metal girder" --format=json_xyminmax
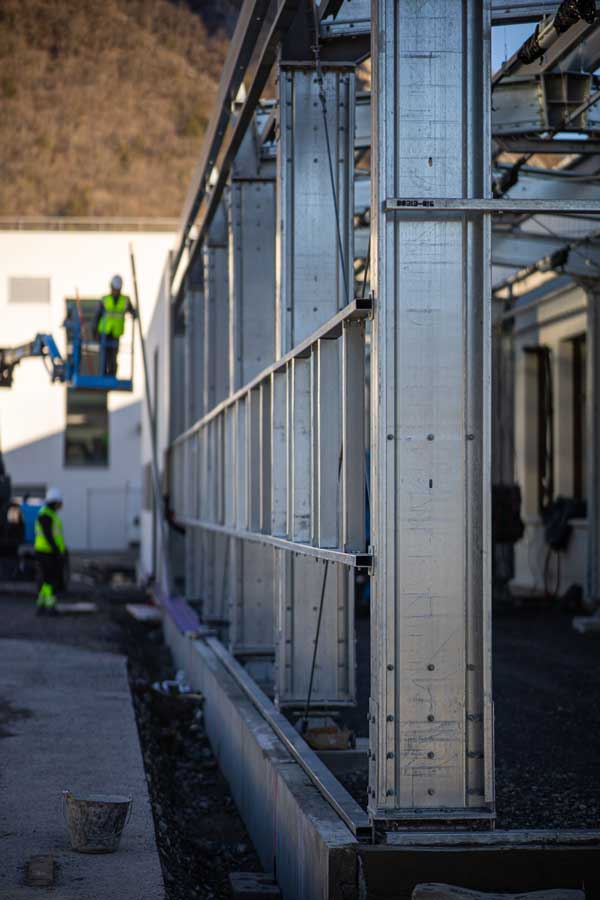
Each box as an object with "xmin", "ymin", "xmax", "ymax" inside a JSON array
[
  {"xmin": 586, "ymin": 281, "xmax": 600, "ymax": 608},
  {"xmin": 203, "ymin": 205, "xmax": 230, "ymax": 411},
  {"xmin": 370, "ymin": 0, "xmax": 493, "ymax": 826},
  {"xmin": 184, "ymin": 287, "xmax": 204, "ymax": 429},
  {"xmin": 491, "ymin": 1, "xmax": 560, "ymax": 24},
  {"xmin": 492, "ymin": 230, "xmax": 600, "ymax": 277},
  {"xmin": 495, "ymin": 136, "xmax": 600, "ymax": 154},
  {"xmin": 493, "ymin": 20, "xmax": 600, "ymax": 87},
  {"xmin": 228, "ymin": 165, "xmax": 276, "ymax": 390},
  {"xmin": 503, "ymin": 169, "xmax": 600, "ymax": 203},
  {"xmin": 492, "ymin": 74, "xmax": 600, "ymax": 135},
  {"xmin": 320, "ymin": 0, "xmax": 370, "ymax": 37},
  {"xmin": 171, "ymin": 0, "xmax": 299, "ymax": 300},
  {"xmin": 385, "ymin": 198, "xmax": 600, "ymax": 214}
]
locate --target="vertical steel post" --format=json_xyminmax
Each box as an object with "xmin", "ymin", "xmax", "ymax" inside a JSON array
[
  {"xmin": 273, "ymin": 61, "xmax": 357, "ymax": 710},
  {"xmin": 203, "ymin": 202, "xmax": 230, "ymax": 412},
  {"xmin": 276, "ymin": 66, "xmax": 355, "ymax": 356},
  {"xmin": 585, "ymin": 281, "xmax": 600, "ymax": 609},
  {"xmin": 370, "ymin": 0, "xmax": 493, "ymax": 825}
]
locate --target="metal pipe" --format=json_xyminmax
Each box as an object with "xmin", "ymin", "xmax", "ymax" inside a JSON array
[{"xmin": 129, "ymin": 244, "xmax": 172, "ymax": 597}]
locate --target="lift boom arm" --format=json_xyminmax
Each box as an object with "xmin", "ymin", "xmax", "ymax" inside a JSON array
[{"xmin": 0, "ymin": 334, "xmax": 66, "ymax": 388}]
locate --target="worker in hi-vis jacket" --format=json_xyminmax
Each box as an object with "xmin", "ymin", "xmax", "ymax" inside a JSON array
[
  {"xmin": 94, "ymin": 274, "xmax": 136, "ymax": 376},
  {"xmin": 34, "ymin": 487, "xmax": 67, "ymax": 614}
]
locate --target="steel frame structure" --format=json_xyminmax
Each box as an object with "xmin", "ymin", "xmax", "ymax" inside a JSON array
[{"xmin": 164, "ymin": 0, "xmax": 600, "ymax": 831}]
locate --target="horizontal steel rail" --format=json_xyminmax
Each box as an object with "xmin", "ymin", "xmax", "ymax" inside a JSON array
[
  {"xmin": 171, "ymin": 297, "xmax": 371, "ymax": 447},
  {"xmin": 177, "ymin": 515, "xmax": 372, "ymax": 568},
  {"xmin": 205, "ymin": 635, "xmax": 372, "ymax": 839},
  {"xmin": 385, "ymin": 199, "xmax": 600, "ymax": 215}
]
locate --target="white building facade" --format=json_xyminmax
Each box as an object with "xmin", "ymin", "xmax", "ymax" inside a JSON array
[{"xmin": 0, "ymin": 219, "xmax": 175, "ymax": 552}]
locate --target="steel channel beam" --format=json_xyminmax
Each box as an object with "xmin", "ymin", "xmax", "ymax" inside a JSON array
[
  {"xmin": 490, "ymin": 1, "xmax": 560, "ymax": 24},
  {"xmin": 228, "ymin": 174, "xmax": 276, "ymax": 391},
  {"xmin": 276, "ymin": 66, "xmax": 355, "ymax": 356},
  {"xmin": 370, "ymin": 0, "xmax": 493, "ymax": 824},
  {"xmin": 177, "ymin": 516, "xmax": 372, "ymax": 568},
  {"xmin": 203, "ymin": 209, "xmax": 230, "ymax": 412},
  {"xmin": 586, "ymin": 280, "xmax": 600, "ymax": 609},
  {"xmin": 495, "ymin": 137, "xmax": 600, "ymax": 155},
  {"xmin": 316, "ymin": 338, "xmax": 341, "ymax": 547},
  {"xmin": 342, "ymin": 318, "xmax": 366, "ymax": 552},
  {"xmin": 493, "ymin": 20, "xmax": 599, "ymax": 87},
  {"xmin": 386, "ymin": 199, "xmax": 600, "ymax": 215},
  {"xmin": 205, "ymin": 635, "xmax": 371, "ymax": 839}
]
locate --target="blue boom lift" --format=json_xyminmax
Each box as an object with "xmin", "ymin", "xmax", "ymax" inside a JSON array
[
  {"xmin": 0, "ymin": 310, "xmax": 133, "ymax": 572},
  {"xmin": 0, "ymin": 311, "xmax": 133, "ymax": 392}
]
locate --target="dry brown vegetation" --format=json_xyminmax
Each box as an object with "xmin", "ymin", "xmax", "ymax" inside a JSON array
[{"xmin": 0, "ymin": 0, "xmax": 231, "ymax": 217}]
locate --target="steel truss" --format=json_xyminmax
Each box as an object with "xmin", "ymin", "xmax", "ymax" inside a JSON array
[{"xmin": 165, "ymin": 0, "xmax": 600, "ymax": 831}]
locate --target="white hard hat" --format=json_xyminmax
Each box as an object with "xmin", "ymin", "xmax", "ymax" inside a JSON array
[
  {"xmin": 46, "ymin": 486, "xmax": 63, "ymax": 504},
  {"xmin": 110, "ymin": 274, "xmax": 123, "ymax": 291}
]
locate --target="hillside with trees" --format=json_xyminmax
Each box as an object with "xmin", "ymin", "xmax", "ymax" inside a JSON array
[{"xmin": 0, "ymin": 1, "xmax": 235, "ymax": 217}]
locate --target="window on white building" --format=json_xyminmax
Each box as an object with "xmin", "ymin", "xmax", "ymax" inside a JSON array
[
  {"xmin": 64, "ymin": 389, "xmax": 109, "ymax": 467},
  {"xmin": 8, "ymin": 277, "xmax": 50, "ymax": 304}
]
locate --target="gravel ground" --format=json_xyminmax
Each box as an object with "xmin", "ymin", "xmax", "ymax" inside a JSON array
[
  {"xmin": 339, "ymin": 606, "xmax": 600, "ymax": 828},
  {"xmin": 124, "ymin": 619, "xmax": 262, "ymax": 900},
  {"xmin": 3, "ymin": 567, "xmax": 598, "ymax": 851}
]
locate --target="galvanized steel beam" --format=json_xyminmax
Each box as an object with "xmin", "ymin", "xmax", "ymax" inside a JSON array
[{"xmin": 370, "ymin": 0, "xmax": 494, "ymax": 826}]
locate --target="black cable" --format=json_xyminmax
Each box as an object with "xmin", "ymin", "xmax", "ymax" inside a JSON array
[
  {"xmin": 361, "ymin": 234, "xmax": 371, "ymax": 300},
  {"xmin": 301, "ymin": 559, "xmax": 329, "ymax": 734}
]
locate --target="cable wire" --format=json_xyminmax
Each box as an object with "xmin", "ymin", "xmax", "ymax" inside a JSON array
[{"xmin": 301, "ymin": 560, "xmax": 330, "ymax": 734}]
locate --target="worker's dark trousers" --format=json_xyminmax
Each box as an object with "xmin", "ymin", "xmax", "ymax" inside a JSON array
[
  {"xmin": 105, "ymin": 341, "xmax": 119, "ymax": 376},
  {"xmin": 35, "ymin": 552, "xmax": 63, "ymax": 601}
]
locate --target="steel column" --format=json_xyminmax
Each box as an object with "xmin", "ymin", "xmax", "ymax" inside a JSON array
[
  {"xmin": 586, "ymin": 281, "xmax": 600, "ymax": 610},
  {"xmin": 203, "ymin": 203, "xmax": 230, "ymax": 412},
  {"xmin": 369, "ymin": 0, "xmax": 493, "ymax": 825},
  {"xmin": 229, "ymin": 176, "xmax": 276, "ymax": 391},
  {"xmin": 276, "ymin": 65, "xmax": 355, "ymax": 357}
]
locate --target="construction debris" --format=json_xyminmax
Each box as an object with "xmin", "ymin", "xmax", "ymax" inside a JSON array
[
  {"xmin": 229, "ymin": 871, "xmax": 281, "ymax": 898},
  {"xmin": 54, "ymin": 601, "xmax": 97, "ymax": 615},
  {"xmin": 126, "ymin": 603, "xmax": 162, "ymax": 624},
  {"xmin": 297, "ymin": 715, "xmax": 355, "ymax": 751},
  {"xmin": 572, "ymin": 613, "xmax": 600, "ymax": 635},
  {"xmin": 24, "ymin": 855, "xmax": 55, "ymax": 888}
]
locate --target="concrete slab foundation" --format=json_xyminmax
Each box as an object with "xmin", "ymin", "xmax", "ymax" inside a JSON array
[{"xmin": 0, "ymin": 639, "xmax": 164, "ymax": 900}]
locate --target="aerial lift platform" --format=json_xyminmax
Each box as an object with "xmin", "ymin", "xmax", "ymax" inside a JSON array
[{"xmin": 0, "ymin": 311, "xmax": 133, "ymax": 393}]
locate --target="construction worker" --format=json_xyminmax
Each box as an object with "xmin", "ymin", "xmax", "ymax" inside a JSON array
[
  {"xmin": 34, "ymin": 487, "xmax": 67, "ymax": 615},
  {"xmin": 94, "ymin": 275, "xmax": 136, "ymax": 376}
]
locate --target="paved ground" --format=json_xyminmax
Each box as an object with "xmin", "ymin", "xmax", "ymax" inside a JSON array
[{"xmin": 0, "ymin": 592, "xmax": 164, "ymax": 900}]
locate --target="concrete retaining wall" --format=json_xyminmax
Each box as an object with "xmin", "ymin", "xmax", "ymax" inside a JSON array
[{"xmin": 164, "ymin": 614, "xmax": 358, "ymax": 900}]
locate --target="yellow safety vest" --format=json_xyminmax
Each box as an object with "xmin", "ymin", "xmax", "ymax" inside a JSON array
[
  {"xmin": 34, "ymin": 505, "xmax": 66, "ymax": 554},
  {"xmin": 98, "ymin": 294, "xmax": 128, "ymax": 338}
]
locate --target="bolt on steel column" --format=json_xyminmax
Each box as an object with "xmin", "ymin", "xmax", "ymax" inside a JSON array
[{"xmin": 369, "ymin": 0, "xmax": 494, "ymax": 824}]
